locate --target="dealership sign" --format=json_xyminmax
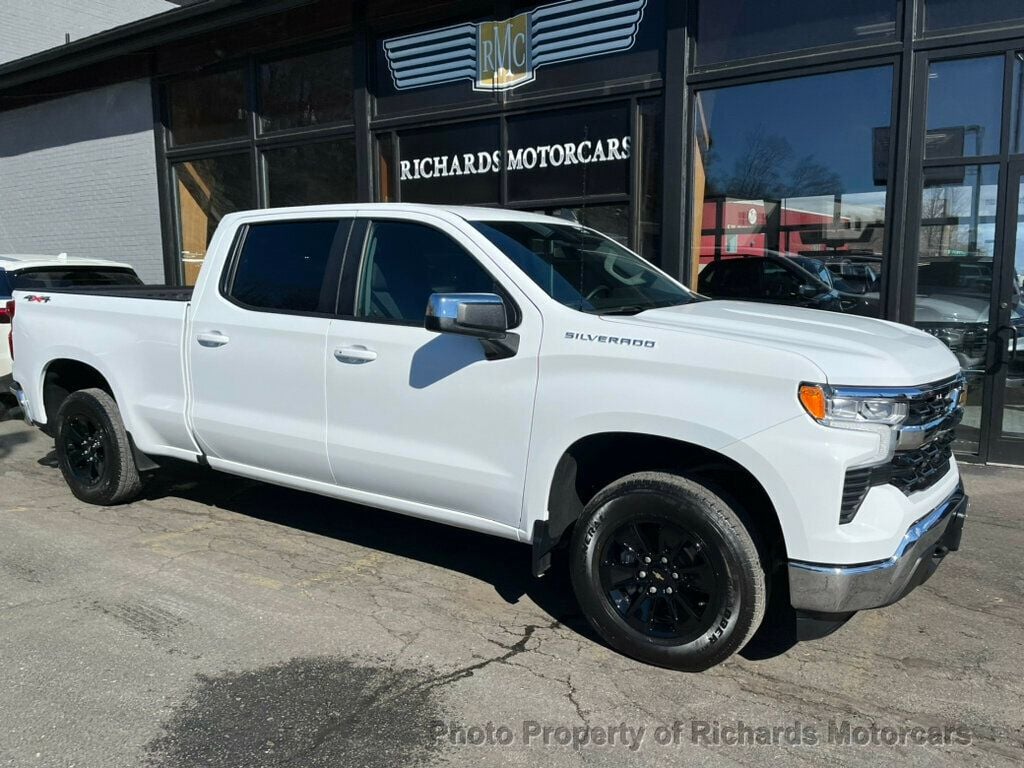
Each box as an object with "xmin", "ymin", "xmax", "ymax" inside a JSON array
[
  {"xmin": 383, "ymin": 0, "xmax": 648, "ymax": 92},
  {"xmin": 400, "ymin": 135, "xmax": 631, "ymax": 181}
]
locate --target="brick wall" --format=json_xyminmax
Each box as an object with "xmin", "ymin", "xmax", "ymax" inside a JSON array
[
  {"xmin": 0, "ymin": 0, "xmax": 177, "ymax": 64},
  {"xmin": 0, "ymin": 79, "xmax": 165, "ymax": 282}
]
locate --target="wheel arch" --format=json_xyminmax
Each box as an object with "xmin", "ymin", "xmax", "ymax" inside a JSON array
[
  {"xmin": 544, "ymin": 432, "xmax": 786, "ymax": 561},
  {"xmin": 40, "ymin": 358, "xmax": 118, "ymax": 435}
]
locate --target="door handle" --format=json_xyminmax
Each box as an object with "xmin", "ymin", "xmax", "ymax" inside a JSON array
[
  {"xmin": 334, "ymin": 345, "xmax": 377, "ymax": 364},
  {"xmin": 1009, "ymin": 325, "xmax": 1020, "ymax": 361},
  {"xmin": 196, "ymin": 331, "xmax": 230, "ymax": 348}
]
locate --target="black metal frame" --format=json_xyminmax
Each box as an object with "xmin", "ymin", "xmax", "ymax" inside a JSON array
[{"xmin": 154, "ymin": 35, "xmax": 359, "ymax": 285}]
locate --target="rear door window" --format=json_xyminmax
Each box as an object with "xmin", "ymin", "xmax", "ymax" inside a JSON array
[{"xmin": 226, "ymin": 219, "xmax": 351, "ymax": 314}]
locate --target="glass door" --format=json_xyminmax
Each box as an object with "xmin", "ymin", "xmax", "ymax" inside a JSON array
[
  {"xmin": 988, "ymin": 160, "xmax": 1024, "ymax": 462},
  {"xmin": 909, "ymin": 48, "xmax": 1024, "ymax": 463}
]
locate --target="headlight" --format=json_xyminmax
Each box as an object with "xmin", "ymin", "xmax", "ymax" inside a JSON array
[
  {"xmin": 798, "ymin": 383, "xmax": 909, "ymax": 464},
  {"xmin": 798, "ymin": 384, "xmax": 909, "ymax": 426}
]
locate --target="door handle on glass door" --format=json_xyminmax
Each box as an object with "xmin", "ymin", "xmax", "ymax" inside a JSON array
[
  {"xmin": 334, "ymin": 345, "xmax": 378, "ymax": 364},
  {"xmin": 196, "ymin": 332, "xmax": 230, "ymax": 348}
]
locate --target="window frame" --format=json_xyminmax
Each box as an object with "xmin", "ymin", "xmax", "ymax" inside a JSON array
[
  {"xmin": 219, "ymin": 217, "xmax": 355, "ymax": 319},
  {"xmin": 339, "ymin": 216, "xmax": 523, "ymax": 329}
]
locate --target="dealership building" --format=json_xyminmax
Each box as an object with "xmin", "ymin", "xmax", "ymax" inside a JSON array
[{"xmin": 0, "ymin": 0, "xmax": 1022, "ymax": 464}]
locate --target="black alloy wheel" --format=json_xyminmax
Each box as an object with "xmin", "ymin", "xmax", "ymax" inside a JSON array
[
  {"xmin": 598, "ymin": 518, "xmax": 724, "ymax": 645},
  {"xmin": 62, "ymin": 413, "xmax": 109, "ymax": 487}
]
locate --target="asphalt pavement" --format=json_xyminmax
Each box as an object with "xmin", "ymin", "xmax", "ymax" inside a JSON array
[{"xmin": 0, "ymin": 417, "xmax": 1021, "ymax": 767}]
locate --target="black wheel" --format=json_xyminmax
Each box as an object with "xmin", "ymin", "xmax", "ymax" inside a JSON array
[
  {"xmin": 570, "ymin": 472, "xmax": 766, "ymax": 671},
  {"xmin": 55, "ymin": 388, "xmax": 143, "ymax": 505}
]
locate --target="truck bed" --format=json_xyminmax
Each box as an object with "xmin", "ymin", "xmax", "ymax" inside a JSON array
[{"xmin": 33, "ymin": 284, "xmax": 194, "ymax": 301}]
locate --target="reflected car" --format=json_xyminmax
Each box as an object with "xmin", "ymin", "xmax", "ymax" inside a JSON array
[{"xmin": 697, "ymin": 250, "xmax": 880, "ymax": 315}]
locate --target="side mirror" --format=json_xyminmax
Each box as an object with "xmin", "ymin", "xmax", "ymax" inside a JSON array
[{"xmin": 425, "ymin": 293, "xmax": 508, "ymax": 339}]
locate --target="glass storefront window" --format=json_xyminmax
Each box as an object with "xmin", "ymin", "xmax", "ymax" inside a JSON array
[
  {"xmin": 690, "ymin": 66, "xmax": 893, "ymax": 317},
  {"xmin": 926, "ymin": 56, "xmax": 1004, "ymax": 159},
  {"xmin": 1011, "ymin": 53, "xmax": 1024, "ymax": 155},
  {"xmin": 397, "ymin": 121, "xmax": 501, "ymax": 205},
  {"xmin": 376, "ymin": 133, "xmax": 396, "ymax": 202},
  {"xmin": 506, "ymin": 104, "xmax": 631, "ymax": 203},
  {"xmin": 695, "ymin": 0, "xmax": 896, "ymax": 66},
  {"xmin": 168, "ymin": 68, "xmax": 248, "ymax": 146},
  {"xmin": 637, "ymin": 99, "xmax": 664, "ymax": 265},
  {"xmin": 924, "ymin": 0, "xmax": 1024, "ymax": 32},
  {"xmin": 174, "ymin": 155, "xmax": 255, "ymax": 285},
  {"xmin": 913, "ymin": 164, "xmax": 999, "ymax": 453},
  {"xmin": 264, "ymin": 140, "xmax": 357, "ymax": 207},
  {"xmin": 259, "ymin": 46, "xmax": 354, "ymax": 133},
  {"xmin": 544, "ymin": 205, "xmax": 631, "ymax": 246}
]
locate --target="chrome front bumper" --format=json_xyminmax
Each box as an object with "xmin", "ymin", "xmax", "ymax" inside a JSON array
[{"xmin": 788, "ymin": 484, "xmax": 968, "ymax": 613}]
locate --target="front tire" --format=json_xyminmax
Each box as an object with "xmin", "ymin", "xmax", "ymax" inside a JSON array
[
  {"xmin": 55, "ymin": 388, "xmax": 143, "ymax": 505},
  {"xmin": 570, "ymin": 472, "xmax": 766, "ymax": 671}
]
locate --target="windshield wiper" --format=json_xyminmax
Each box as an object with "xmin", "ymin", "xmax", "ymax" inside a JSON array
[{"xmin": 592, "ymin": 305, "xmax": 650, "ymax": 316}]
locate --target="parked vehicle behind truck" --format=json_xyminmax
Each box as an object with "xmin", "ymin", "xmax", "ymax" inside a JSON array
[{"xmin": 8, "ymin": 205, "xmax": 968, "ymax": 670}]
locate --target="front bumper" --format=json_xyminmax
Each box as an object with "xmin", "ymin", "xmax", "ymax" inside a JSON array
[{"xmin": 788, "ymin": 483, "xmax": 968, "ymax": 613}]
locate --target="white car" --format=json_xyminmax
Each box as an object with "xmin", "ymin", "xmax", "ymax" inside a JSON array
[
  {"xmin": 0, "ymin": 254, "xmax": 141, "ymax": 418},
  {"xmin": 8, "ymin": 205, "xmax": 967, "ymax": 671}
]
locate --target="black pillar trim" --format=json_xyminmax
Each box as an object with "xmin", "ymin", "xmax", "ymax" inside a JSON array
[
  {"xmin": 353, "ymin": 14, "xmax": 373, "ymax": 203},
  {"xmin": 659, "ymin": 0, "xmax": 688, "ymax": 282}
]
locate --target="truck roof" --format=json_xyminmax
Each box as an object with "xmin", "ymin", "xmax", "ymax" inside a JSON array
[
  {"xmin": 0, "ymin": 254, "xmax": 136, "ymax": 272},
  {"xmin": 224, "ymin": 203, "xmax": 581, "ymax": 226}
]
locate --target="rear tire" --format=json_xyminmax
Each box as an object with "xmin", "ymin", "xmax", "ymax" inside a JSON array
[
  {"xmin": 570, "ymin": 472, "xmax": 766, "ymax": 671},
  {"xmin": 55, "ymin": 388, "xmax": 143, "ymax": 505}
]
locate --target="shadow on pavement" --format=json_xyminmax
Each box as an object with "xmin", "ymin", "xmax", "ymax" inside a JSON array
[
  {"xmin": 140, "ymin": 459, "xmax": 598, "ymax": 641},
  {"xmin": 0, "ymin": 424, "xmax": 32, "ymax": 462},
  {"xmin": 31, "ymin": 452, "xmax": 799, "ymax": 661}
]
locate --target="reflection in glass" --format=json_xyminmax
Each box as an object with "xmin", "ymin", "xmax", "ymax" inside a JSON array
[
  {"xmin": 690, "ymin": 67, "xmax": 892, "ymax": 317},
  {"xmin": 925, "ymin": 57, "xmax": 1003, "ymax": 159},
  {"xmin": 259, "ymin": 47, "xmax": 354, "ymax": 133},
  {"xmin": 544, "ymin": 205, "xmax": 631, "ymax": 246},
  {"xmin": 924, "ymin": 0, "xmax": 1024, "ymax": 31},
  {"xmin": 1002, "ymin": 180, "xmax": 1024, "ymax": 439},
  {"xmin": 1011, "ymin": 53, "xmax": 1024, "ymax": 155},
  {"xmin": 914, "ymin": 165, "xmax": 1000, "ymax": 452},
  {"xmin": 168, "ymin": 69, "xmax": 248, "ymax": 145},
  {"xmin": 637, "ymin": 99, "xmax": 664, "ymax": 265},
  {"xmin": 264, "ymin": 140, "xmax": 357, "ymax": 207},
  {"xmin": 174, "ymin": 155, "xmax": 255, "ymax": 285},
  {"xmin": 696, "ymin": 0, "xmax": 896, "ymax": 66}
]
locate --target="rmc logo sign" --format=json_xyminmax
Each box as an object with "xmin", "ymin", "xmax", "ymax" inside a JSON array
[{"xmin": 383, "ymin": 0, "xmax": 647, "ymax": 93}]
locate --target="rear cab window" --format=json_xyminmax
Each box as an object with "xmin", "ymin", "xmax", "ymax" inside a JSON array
[{"xmin": 8, "ymin": 267, "xmax": 142, "ymax": 290}]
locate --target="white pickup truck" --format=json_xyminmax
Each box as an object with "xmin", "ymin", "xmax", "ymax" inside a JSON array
[{"xmin": 8, "ymin": 204, "xmax": 968, "ymax": 671}]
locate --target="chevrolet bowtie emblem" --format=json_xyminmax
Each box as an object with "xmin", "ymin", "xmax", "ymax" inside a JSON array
[{"xmin": 384, "ymin": 0, "xmax": 647, "ymax": 93}]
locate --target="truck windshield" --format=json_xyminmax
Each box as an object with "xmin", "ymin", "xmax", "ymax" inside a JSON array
[
  {"xmin": 471, "ymin": 220, "xmax": 699, "ymax": 315},
  {"xmin": 10, "ymin": 267, "xmax": 142, "ymax": 290}
]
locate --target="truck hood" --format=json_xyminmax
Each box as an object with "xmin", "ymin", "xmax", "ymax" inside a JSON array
[{"xmin": 605, "ymin": 300, "xmax": 960, "ymax": 387}]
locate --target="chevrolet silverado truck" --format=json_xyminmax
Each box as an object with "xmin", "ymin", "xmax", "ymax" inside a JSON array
[{"xmin": 8, "ymin": 204, "xmax": 968, "ymax": 671}]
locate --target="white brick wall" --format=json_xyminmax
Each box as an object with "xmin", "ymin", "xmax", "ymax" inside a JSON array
[
  {"xmin": 0, "ymin": 79, "xmax": 165, "ymax": 282},
  {"xmin": 0, "ymin": 0, "xmax": 178, "ymax": 64}
]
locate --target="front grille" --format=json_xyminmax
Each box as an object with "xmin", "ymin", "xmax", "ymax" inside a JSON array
[
  {"xmin": 888, "ymin": 425, "xmax": 956, "ymax": 494},
  {"xmin": 905, "ymin": 377, "xmax": 962, "ymax": 426},
  {"xmin": 838, "ymin": 378, "xmax": 962, "ymax": 524}
]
